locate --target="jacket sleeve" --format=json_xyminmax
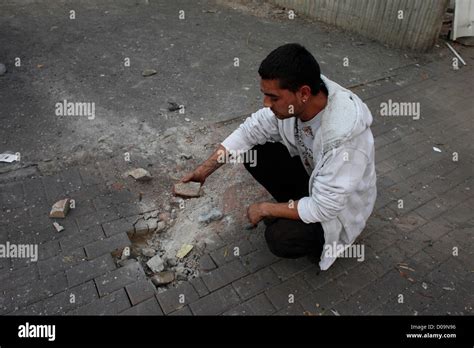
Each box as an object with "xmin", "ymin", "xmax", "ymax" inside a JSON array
[
  {"xmin": 297, "ymin": 147, "xmax": 369, "ymax": 223},
  {"xmin": 221, "ymin": 108, "xmax": 282, "ymax": 152}
]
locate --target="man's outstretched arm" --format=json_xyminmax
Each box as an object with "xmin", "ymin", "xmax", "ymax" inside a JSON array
[{"xmin": 180, "ymin": 144, "xmax": 228, "ymax": 184}]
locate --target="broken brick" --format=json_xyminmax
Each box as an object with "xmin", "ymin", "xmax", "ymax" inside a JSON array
[
  {"xmin": 49, "ymin": 198, "xmax": 70, "ymax": 218},
  {"xmin": 52, "ymin": 222, "xmax": 64, "ymax": 232},
  {"xmin": 151, "ymin": 271, "xmax": 175, "ymax": 286},
  {"xmin": 173, "ymin": 182, "xmax": 201, "ymax": 198},
  {"xmin": 125, "ymin": 168, "xmax": 152, "ymax": 182}
]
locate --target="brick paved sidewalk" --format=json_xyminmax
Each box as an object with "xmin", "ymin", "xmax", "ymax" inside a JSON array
[{"xmin": 1, "ymin": 52, "xmax": 473, "ymax": 316}]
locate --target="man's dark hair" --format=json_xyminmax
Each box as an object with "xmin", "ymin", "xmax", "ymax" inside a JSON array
[{"xmin": 258, "ymin": 43, "xmax": 327, "ymax": 96}]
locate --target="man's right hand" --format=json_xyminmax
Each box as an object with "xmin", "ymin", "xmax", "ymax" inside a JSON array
[
  {"xmin": 180, "ymin": 167, "xmax": 207, "ymax": 184},
  {"xmin": 179, "ymin": 144, "xmax": 228, "ymax": 185}
]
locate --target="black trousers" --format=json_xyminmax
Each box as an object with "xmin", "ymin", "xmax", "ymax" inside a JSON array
[{"xmin": 243, "ymin": 142, "xmax": 325, "ymax": 259}]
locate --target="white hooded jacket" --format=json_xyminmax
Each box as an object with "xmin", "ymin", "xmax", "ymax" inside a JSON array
[{"xmin": 222, "ymin": 75, "xmax": 377, "ymax": 270}]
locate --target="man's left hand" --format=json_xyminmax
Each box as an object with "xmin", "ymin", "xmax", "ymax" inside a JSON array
[{"xmin": 247, "ymin": 202, "xmax": 268, "ymax": 226}]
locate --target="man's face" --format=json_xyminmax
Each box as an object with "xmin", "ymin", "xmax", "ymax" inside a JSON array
[{"xmin": 260, "ymin": 79, "xmax": 303, "ymax": 120}]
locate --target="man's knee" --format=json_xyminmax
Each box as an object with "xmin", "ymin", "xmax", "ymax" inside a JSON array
[
  {"xmin": 264, "ymin": 219, "xmax": 325, "ymax": 259},
  {"xmin": 264, "ymin": 222, "xmax": 301, "ymax": 259}
]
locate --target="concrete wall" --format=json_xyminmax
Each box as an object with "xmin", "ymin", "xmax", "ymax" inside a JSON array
[{"xmin": 270, "ymin": 0, "xmax": 449, "ymax": 51}]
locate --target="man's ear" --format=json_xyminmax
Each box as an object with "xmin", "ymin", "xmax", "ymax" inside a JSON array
[{"xmin": 299, "ymin": 85, "xmax": 312, "ymax": 99}]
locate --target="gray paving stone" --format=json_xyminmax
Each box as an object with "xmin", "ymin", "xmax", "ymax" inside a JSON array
[
  {"xmin": 241, "ymin": 248, "xmax": 280, "ymax": 273},
  {"xmin": 95, "ymin": 260, "xmax": 146, "ymax": 297},
  {"xmin": 84, "ymin": 232, "xmax": 131, "ymax": 260},
  {"xmin": 189, "ymin": 277, "xmax": 210, "ymax": 297},
  {"xmin": 223, "ymin": 292, "xmax": 276, "ymax": 316},
  {"xmin": 156, "ymin": 282, "xmax": 199, "ymax": 314},
  {"xmin": 189, "ymin": 285, "xmax": 241, "ymax": 315},
  {"xmin": 275, "ymin": 302, "xmax": 306, "ymax": 315},
  {"xmin": 232, "ymin": 267, "xmax": 280, "ymax": 300},
  {"xmin": 102, "ymin": 217, "xmax": 133, "ymax": 237},
  {"xmin": 270, "ymin": 257, "xmax": 314, "ymax": 281},
  {"xmin": 0, "ymin": 272, "xmax": 68, "ymax": 314},
  {"xmin": 169, "ymin": 306, "xmax": 193, "ymax": 316},
  {"xmin": 120, "ymin": 297, "xmax": 163, "ymax": 315},
  {"xmin": 201, "ymin": 259, "xmax": 249, "ymax": 292},
  {"xmin": 198, "ymin": 253, "xmax": 217, "ymax": 272},
  {"xmin": 265, "ymin": 274, "xmax": 313, "ymax": 311},
  {"xmin": 209, "ymin": 238, "xmax": 254, "ymax": 266},
  {"xmin": 331, "ymin": 284, "xmax": 385, "ymax": 315},
  {"xmin": 75, "ymin": 208, "xmax": 120, "ymax": 231},
  {"xmin": 41, "ymin": 280, "xmax": 99, "ymax": 315},
  {"xmin": 38, "ymin": 247, "xmax": 86, "ymax": 277},
  {"xmin": 38, "ymin": 240, "xmax": 61, "ymax": 261},
  {"xmin": 0, "ymin": 264, "xmax": 38, "ymax": 292},
  {"xmin": 299, "ymin": 283, "xmax": 347, "ymax": 315},
  {"xmin": 60, "ymin": 225, "xmax": 105, "ymax": 252},
  {"xmin": 125, "ymin": 279, "xmax": 156, "ymax": 306},
  {"xmin": 71, "ymin": 288, "xmax": 131, "ymax": 315},
  {"xmin": 66, "ymin": 253, "xmax": 116, "ymax": 287},
  {"xmin": 334, "ymin": 264, "xmax": 378, "ymax": 298},
  {"xmin": 300, "ymin": 261, "xmax": 346, "ymax": 290}
]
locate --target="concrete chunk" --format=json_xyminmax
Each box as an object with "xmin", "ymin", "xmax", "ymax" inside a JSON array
[
  {"xmin": 125, "ymin": 168, "xmax": 152, "ymax": 182},
  {"xmin": 49, "ymin": 198, "xmax": 70, "ymax": 218},
  {"xmin": 146, "ymin": 255, "xmax": 164, "ymax": 273},
  {"xmin": 173, "ymin": 182, "xmax": 201, "ymax": 198},
  {"xmin": 52, "ymin": 222, "xmax": 64, "ymax": 232},
  {"xmin": 151, "ymin": 271, "xmax": 175, "ymax": 286}
]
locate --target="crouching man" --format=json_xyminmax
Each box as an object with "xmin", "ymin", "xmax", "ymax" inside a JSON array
[{"xmin": 181, "ymin": 43, "xmax": 376, "ymax": 270}]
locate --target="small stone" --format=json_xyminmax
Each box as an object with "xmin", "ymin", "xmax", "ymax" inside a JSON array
[
  {"xmin": 0, "ymin": 63, "xmax": 6, "ymax": 76},
  {"xmin": 173, "ymin": 182, "xmax": 201, "ymax": 198},
  {"xmin": 52, "ymin": 222, "xmax": 64, "ymax": 232},
  {"xmin": 141, "ymin": 247, "xmax": 156, "ymax": 258},
  {"xmin": 151, "ymin": 271, "xmax": 175, "ymax": 286},
  {"xmin": 184, "ymin": 118, "xmax": 191, "ymax": 122},
  {"xmin": 156, "ymin": 221, "xmax": 166, "ymax": 232},
  {"xmin": 179, "ymin": 153, "xmax": 193, "ymax": 160},
  {"xmin": 198, "ymin": 208, "xmax": 223, "ymax": 224},
  {"xmin": 146, "ymin": 255, "xmax": 165, "ymax": 273},
  {"xmin": 142, "ymin": 69, "xmax": 157, "ymax": 77},
  {"xmin": 49, "ymin": 199, "xmax": 70, "ymax": 218},
  {"xmin": 176, "ymin": 244, "xmax": 194, "ymax": 259},
  {"xmin": 125, "ymin": 168, "xmax": 152, "ymax": 182}
]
